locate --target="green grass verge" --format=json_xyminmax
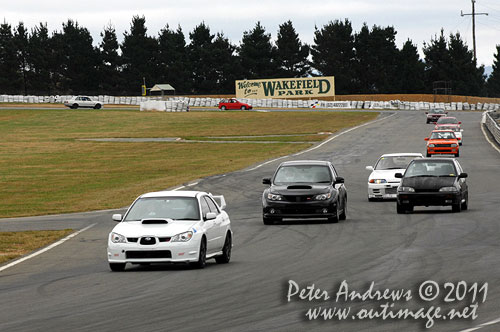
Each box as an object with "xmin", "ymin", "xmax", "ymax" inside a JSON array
[
  {"xmin": 0, "ymin": 108, "xmax": 378, "ymax": 217},
  {"xmin": 0, "ymin": 230, "xmax": 73, "ymax": 265}
]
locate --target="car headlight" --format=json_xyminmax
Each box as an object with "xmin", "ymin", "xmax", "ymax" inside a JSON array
[
  {"xmin": 428, "ymin": 144, "xmax": 435, "ymax": 147},
  {"xmin": 314, "ymin": 192, "xmax": 332, "ymax": 200},
  {"xmin": 439, "ymin": 186, "xmax": 458, "ymax": 192},
  {"xmin": 369, "ymin": 179, "xmax": 387, "ymax": 184},
  {"xmin": 267, "ymin": 193, "xmax": 283, "ymax": 201},
  {"xmin": 171, "ymin": 231, "xmax": 193, "ymax": 242},
  {"xmin": 398, "ymin": 186, "xmax": 415, "ymax": 192},
  {"xmin": 110, "ymin": 232, "xmax": 126, "ymax": 243},
  {"xmin": 451, "ymin": 144, "xmax": 457, "ymax": 147}
]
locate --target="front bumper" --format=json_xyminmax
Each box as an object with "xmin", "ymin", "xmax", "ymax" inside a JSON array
[
  {"xmin": 262, "ymin": 199, "xmax": 337, "ymax": 219},
  {"xmin": 367, "ymin": 183, "xmax": 399, "ymax": 199},
  {"xmin": 107, "ymin": 241, "xmax": 200, "ymax": 264},
  {"xmin": 397, "ymin": 192, "xmax": 461, "ymax": 207},
  {"xmin": 427, "ymin": 147, "xmax": 459, "ymax": 155}
]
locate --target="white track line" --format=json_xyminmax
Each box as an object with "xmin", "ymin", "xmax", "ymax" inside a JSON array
[
  {"xmin": 459, "ymin": 317, "xmax": 500, "ymax": 332},
  {"xmin": 245, "ymin": 112, "xmax": 398, "ymax": 171},
  {"xmin": 480, "ymin": 123, "xmax": 500, "ymax": 154},
  {"xmin": 0, "ymin": 223, "xmax": 97, "ymax": 273}
]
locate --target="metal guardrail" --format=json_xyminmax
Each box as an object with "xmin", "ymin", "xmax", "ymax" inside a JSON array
[{"xmin": 484, "ymin": 111, "xmax": 500, "ymax": 146}]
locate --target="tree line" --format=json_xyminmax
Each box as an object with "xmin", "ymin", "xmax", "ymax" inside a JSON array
[{"xmin": 0, "ymin": 16, "xmax": 499, "ymax": 97}]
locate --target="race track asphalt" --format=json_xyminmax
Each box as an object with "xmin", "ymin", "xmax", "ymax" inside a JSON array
[{"xmin": 1, "ymin": 110, "xmax": 499, "ymax": 332}]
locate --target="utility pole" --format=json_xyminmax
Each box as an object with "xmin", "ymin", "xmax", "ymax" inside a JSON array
[{"xmin": 461, "ymin": 0, "xmax": 488, "ymax": 63}]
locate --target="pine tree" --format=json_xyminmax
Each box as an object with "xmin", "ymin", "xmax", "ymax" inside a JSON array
[
  {"xmin": 187, "ymin": 22, "xmax": 217, "ymax": 94},
  {"xmin": 211, "ymin": 32, "xmax": 239, "ymax": 94},
  {"xmin": 98, "ymin": 23, "xmax": 122, "ymax": 94},
  {"xmin": 0, "ymin": 22, "xmax": 22, "ymax": 94},
  {"xmin": 238, "ymin": 22, "xmax": 278, "ymax": 79},
  {"xmin": 486, "ymin": 45, "xmax": 500, "ymax": 97},
  {"xmin": 311, "ymin": 19, "xmax": 357, "ymax": 94},
  {"xmin": 396, "ymin": 40, "xmax": 426, "ymax": 93},
  {"xmin": 121, "ymin": 15, "xmax": 158, "ymax": 95},
  {"xmin": 423, "ymin": 30, "xmax": 453, "ymax": 93},
  {"xmin": 157, "ymin": 25, "xmax": 189, "ymax": 93},
  {"xmin": 355, "ymin": 24, "xmax": 399, "ymax": 93},
  {"xmin": 447, "ymin": 32, "xmax": 485, "ymax": 96},
  {"xmin": 13, "ymin": 22, "xmax": 30, "ymax": 95},
  {"xmin": 28, "ymin": 23, "xmax": 51, "ymax": 95},
  {"xmin": 275, "ymin": 20, "xmax": 310, "ymax": 78}
]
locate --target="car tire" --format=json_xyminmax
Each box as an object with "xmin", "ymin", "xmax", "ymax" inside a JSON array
[
  {"xmin": 368, "ymin": 197, "xmax": 376, "ymax": 202},
  {"xmin": 397, "ymin": 202, "xmax": 408, "ymax": 214},
  {"xmin": 426, "ymin": 152, "xmax": 431, "ymax": 157},
  {"xmin": 191, "ymin": 238, "xmax": 207, "ymax": 269},
  {"xmin": 455, "ymin": 152, "xmax": 460, "ymax": 157},
  {"xmin": 71, "ymin": 104, "xmax": 78, "ymax": 109},
  {"xmin": 109, "ymin": 263, "xmax": 126, "ymax": 272},
  {"xmin": 221, "ymin": 106, "xmax": 226, "ymax": 110},
  {"xmin": 263, "ymin": 216, "xmax": 274, "ymax": 225},
  {"xmin": 426, "ymin": 120, "xmax": 429, "ymax": 124},
  {"xmin": 215, "ymin": 233, "xmax": 232, "ymax": 264},
  {"xmin": 241, "ymin": 106, "xmax": 246, "ymax": 110},
  {"xmin": 339, "ymin": 199, "xmax": 347, "ymax": 220},
  {"xmin": 94, "ymin": 104, "xmax": 101, "ymax": 109},
  {"xmin": 452, "ymin": 201, "xmax": 462, "ymax": 213},
  {"xmin": 461, "ymin": 194, "xmax": 468, "ymax": 211}
]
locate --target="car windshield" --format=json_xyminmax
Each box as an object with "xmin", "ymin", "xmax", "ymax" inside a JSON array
[
  {"xmin": 430, "ymin": 131, "xmax": 456, "ymax": 140},
  {"xmin": 124, "ymin": 197, "xmax": 200, "ymax": 221},
  {"xmin": 375, "ymin": 155, "xmax": 419, "ymax": 170},
  {"xmin": 405, "ymin": 161, "xmax": 457, "ymax": 177},
  {"xmin": 439, "ymin": 125, "xmax": 460, "ymax": 131},
  {"xmin": 430, "ymin": 109, "xmax": 445, "ymax": 114},
  {"xmin": 437, "ymin": 118, "xmax": 458, "ymax": 124},
  {"xmin": 274, "ymin": 165, "xmax": 332, "ymax": 184}
]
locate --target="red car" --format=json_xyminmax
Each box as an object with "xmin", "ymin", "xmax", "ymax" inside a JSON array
[
  {"xmin": 218, "ymin": 98, "xmax": 252, "ymax": 110},
  {"xmin": 434, "ymin": 116, "xmax": 461, "ymax": 130},
  {"xmin": 425, "ymin": 109, "xmax": 448, "ymax": 123},
  {"xmin": 425, "ymin": 130, "xmax": 460, "ymax": 157}
]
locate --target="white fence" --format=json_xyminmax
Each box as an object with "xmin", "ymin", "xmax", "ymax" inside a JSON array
[
  {"xmin": 1, "ymin": 94, "xmax": 499, "ymax": 111},
  {"xmin": 484, "ymin": 111, "xmax": 500, "ymax": 146}
]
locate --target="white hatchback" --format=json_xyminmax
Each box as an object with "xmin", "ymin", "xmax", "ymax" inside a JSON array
[
  {"xmin": 366, "ymin": 153, "xmax": 424, "ymax": 200},
  {"xmin": 107, "ymin": 191, "xmax": 232, "ymax": 271}
]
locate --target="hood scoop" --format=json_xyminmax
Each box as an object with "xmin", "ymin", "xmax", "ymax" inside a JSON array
[
  {"xmin": 141, "ymin": 218, "xmax": 170, "ymax": 224},
  {"xmin": 287, "ymin": 185, "xmax": 312, "ymax": 190}
]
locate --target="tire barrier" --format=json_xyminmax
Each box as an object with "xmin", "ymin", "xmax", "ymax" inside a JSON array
[{"xmin": 0, "ymin": 94, "xmax": 499, "ymax": 111}]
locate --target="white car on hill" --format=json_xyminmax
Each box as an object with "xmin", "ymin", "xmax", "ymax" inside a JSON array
[
  {"xmin": 63, "ymin": 96, "xmax": 102, "ymax": 109},
  {"xmin": 366, "ymin": 153, "xmax": 424, "ymax": 201},
  {"xmin": 107, "ymin": 191, "xmax": 232, "ymax": 271}
]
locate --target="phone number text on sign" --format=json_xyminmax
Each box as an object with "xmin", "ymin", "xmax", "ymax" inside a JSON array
[{"xmin": 286, "ymin": 280, "xmax": 488, "ymax": 329}]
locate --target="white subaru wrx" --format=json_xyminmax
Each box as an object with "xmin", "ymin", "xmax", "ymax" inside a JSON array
[{"xmin": 107, "ymin": 191, "xmax": 232, "ymax": 271}]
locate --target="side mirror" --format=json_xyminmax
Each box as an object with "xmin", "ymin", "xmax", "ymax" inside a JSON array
[
  {"xmin": 425, "ymin": 112, "xmax": 429, "ymax": 114},
  {"xmin": 459, "ymin": 121, "xmax": 462, "ymax": 124},
  {"xmin": 395, "ymin": 173, "xmax": 403, "ymax": 178},
  {"xmin": 112, "ymin": 214, "xmax": 122, "ymax": 222},
  {"xmin": 460, "ymin": 129, "xmax": 464, "ymax": 132},
  {"xmin": 365, "ymin": 166, "xmax": 374, "ymax": 171},
  {"xmin": 457, "ymin": 137, "xmax": 461, "ymax": 140},
  {"xmin": 262, "ymin": 178, "xmax": 271, "ymax": 185},
  {"xmin": 205, "ymin": 212, "xmax": 217, "ymax": 221},
  {"xmin": 459, "ymin": 173, "xmax": 468, "ymax": 178},
  {"xmin": 424, "ymin": 137, "xmax": 429, "ymax": 141},
  {"xmin": 335, "ymin": 176, "xmax": 345, "ymax": 184}
]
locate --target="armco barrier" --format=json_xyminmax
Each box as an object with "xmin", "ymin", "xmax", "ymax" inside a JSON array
[{"xmin": 484, "ymin": 111, "xmax": 500, "ymax": 146}]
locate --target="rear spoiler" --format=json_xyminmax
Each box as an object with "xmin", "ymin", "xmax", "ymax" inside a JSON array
[{"xmin": 211, "ymin": 195, "xmax": 227, "ymax": 210}]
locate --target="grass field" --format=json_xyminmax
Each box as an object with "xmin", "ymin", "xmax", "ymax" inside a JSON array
[
  {"xmin": 0, "ymin": 108, "xmax": 378, "ymax": 218},
  {"xmin": 0, "ymin": 229, "xmax": 73, "ymax": 264}
]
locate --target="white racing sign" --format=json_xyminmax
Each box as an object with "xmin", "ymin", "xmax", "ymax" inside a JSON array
[{"xmin": 236, "ymin": 76, "xmax": 335, "ymax": 99}]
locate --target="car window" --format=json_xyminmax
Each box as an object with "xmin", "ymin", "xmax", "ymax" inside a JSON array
[
  {"xmin": 124, "ymin": 197, "xmax": 200, "ymax": 221},
  {"xmin": 200, "ymin": 197, "xmax": 211, "ymax": 218},
  {"xmin": 405, "ymin": 161, "xmax": 457, "ymax": 177},
  {"xmin": 375, "ymin": 156, "xmax": 419, "ymax": 170},
  {"xmin": 204, "ymin": 196, "xmax": 220, "ymax": 214},
  {"xmin": 274, "ymin": 165, "xmax": 332, "ymax": 184}
]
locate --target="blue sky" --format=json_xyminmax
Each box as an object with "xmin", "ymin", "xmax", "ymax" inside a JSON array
[{"xmin": 4, "ymin": 0, "xmax": 500, "ymax": 67}]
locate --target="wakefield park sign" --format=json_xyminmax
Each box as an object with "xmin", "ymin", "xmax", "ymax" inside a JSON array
[{"xmin": 235, "ymin": 77, "xmax": 335, "ymax": 99}]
